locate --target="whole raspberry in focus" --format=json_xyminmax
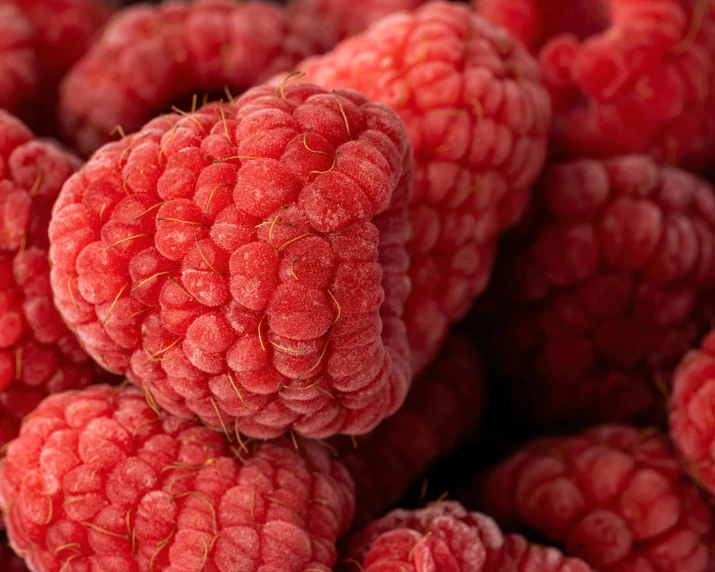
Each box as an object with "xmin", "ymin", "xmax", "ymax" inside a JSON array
[
  {"xmin": 1, "ymin": 0, "xmax": 111, "ymax": 128},
  {"xmin": 295, "ymin": 1, "xmax": 551, "ymax": 374},
  {"xmin": 0, "ymin": 109, "xmax": 101, "ymax": 451},
  {"xmin": 484, "ymin": 155, "xmax": 715, "ymax": 427},
  {"xmin": 670, "ymin": 330, "xmax": 715, "ymax": 499},
  {"xmin": 480, "ymin": 425, "xmax": 714, "ymax": 572},
  {"xmin": 0, "ymin": 385, "xmax": 355, "ymax": 572},
  {"xmin": 59, "ymin": 0, "xmax": 332, "ymax": 156},
  {"xmin": 0, "ymin": 4, "xmax": 37, "ymax": 117},
  {"xmin": 342, "ymin": 501, "xmax": 594, "ymax": 571},
  {"xmin": 49, "ymin": 80, "xmax": 413, "ymax": 439},
  {"xmin": 475, "ymin": 0, "xmax": 715, "ymax": 168},
  {"xmin": 287, "ymin": 0, "xmax": 429, "ymax": 46},
  {"xmin": 331, "ymin": 334, "xmax": 485, "ymax": 528}
]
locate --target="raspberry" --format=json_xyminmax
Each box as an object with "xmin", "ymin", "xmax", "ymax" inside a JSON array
[
  {"xmin": 0, "ymin": 385, "xmax": 355, "ymax": 572},
  {"xmin": 0, "ymin": 4, "xmax": 37, "ymax": 117},
  {"xmin": 0, "ymin": 109, "xmax": 101, "ymax": 452},
  {"xmin": 331, "ymin": 334, "xmax": 485, "ymax": 527},
  {"xmin": 483, "ymin": 155, "xmax": 715, "ymax": 427},
  {"xmin": 59, "ymin": 0, "xmax": 332, "ymax": 156},
  {"xmin": 480, "ymin": 425, "xmax": 714, "ymax": 572},
  {"xmin": 49, "ymin": 81, "xmax": 413, "ymax": 439},
  {"xmin": 287, "ymin": 0, "xmax": 428, "ymax": 46},
  {"xmin": 343, "ymin": 501, "xmax": 593, "ymax": 571},
  {"xmin": 669, "ymin": 330, "xmax": 715, "ymax": 499},
  {"xmin": 294, "ymin": 1, "xmax": 551, "ymax": 373},
  {"xmin": 475, "ymin": 0, "xmax": 715, "ymax": 168}
]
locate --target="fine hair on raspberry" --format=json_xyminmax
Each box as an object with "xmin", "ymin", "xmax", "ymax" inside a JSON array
[
  {"xmin": 49, "ymin": 79, "xmax": 414, "ymax": 440},
  {"xmin": 0, "ymin": 385, "xmax": 356, "ymax": 571}
]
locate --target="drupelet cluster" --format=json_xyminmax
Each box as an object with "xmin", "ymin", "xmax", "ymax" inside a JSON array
[
  {"xmin": 59, "ymin": 0, "xmax": 333, "ymax": 156},
  {"xmin": 343, "ymin": 501, "xmax": 593, "ymax": 571},
  {"xmin": 0, "ymin": 110, "xmax": 99, "ymax": 450},
  {"xmin": 485, "ymin": 154, "xmax": 715, "ymax": 426},
  {"xmin": 475, "ymin": 0, "xmax": 715, "ymax": 168},
  {"xmin": 480, "ymin": 424, "xmax": 713, "ymax": 572},
  {"xmin": 0, "ymin": 385, "xmax": 355, "ymax": 571},
  {"xmin": 295, "ymin": 1, "xmax": 552, "ymax": 373},
  {"xmin": 49, "ymin": 80, "xmax": 414, "ymax": 440}
]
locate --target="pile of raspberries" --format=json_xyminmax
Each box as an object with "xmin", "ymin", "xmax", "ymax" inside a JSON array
[{"xmin": 2, "ymin": 0, "xmax": 715, "ymax": 570}]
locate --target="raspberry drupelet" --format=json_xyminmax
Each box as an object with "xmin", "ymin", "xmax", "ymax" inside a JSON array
[
  {"xmin": 0, "ymin": 385, "xmax": 355, "ymax": 572},
  {"xmin": 49, "ymin": 80, "xmax": 414, "ymax": 440},
  {"xmin": 331, "ymin": 334, "xmax": 485, "ymax": 528},
  {"xmin": 295, "ymin": 1, "xmax": 552, "ymax": 374},
  {"xmin": 59, "ymin": 0, "xmax": 332, "ymax": 156},
  {"xmin": 342, "ymin": 501, "xmax": 594, "ymax": 572},
  {"xmin": 480, "ymin": 424, "xmax": 714, "ymax": 572},
  {"xmin": 0, "ymin": 110, "xmax": 100, "ymax": 451},
  {"xmin": 670, "ymin": 330, "xmax": 715, "ymax": 499},
  {"xmin": 475, "ymin": 0, "xmax": 715, "ymax": 168},
  {"xmin": 286, "ymin": 0, "xmax": 428, "ymax": 47},
  {"xmin": 483, "ymin": 155, "xmax": 715, "ymax": 427}
]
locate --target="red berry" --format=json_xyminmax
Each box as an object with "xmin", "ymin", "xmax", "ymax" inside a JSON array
[
  {"xmin": 0, "ymin": 385, "xmax": 355, "ymax": 572},
  {"xmin": 483, "ymin": 155, "xmax": 715, "ymax": 426},
  {"xmin": 59, "ymin": 0, "xmax": 333, "ymax": 156},
  {"xmin": 344, "ymin": 501, "xmax": 593, "ymax": 571},
  {"xmin": 0, "ymin": 110, "xmax": 101, "ymax": 451},
  {"xmin": 49, "ymin": 81, "xmax": 413, "ymax": 439},
  {"xmin": 295, "ymin": 1, "xmax": 551, "ymax": 373},
  {"xmin": 480, "ymin": 425, "xmax": 713, "ymax": 572},
  {"xmin": 670, "ymin": 330, "xmax": 715, "ymax": 499},
  {"xmin": 287, "ymin": 0, "xmax": 428, "ymax": 45},
  {"xmin": 475, "ymin": 0, "xmax": 715, "ymax": 168},
  {"xmin": 331, "ymin": 334, "xmax": 485, "ymax": 527}
]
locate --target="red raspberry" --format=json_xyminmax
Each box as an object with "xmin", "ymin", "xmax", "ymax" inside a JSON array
[
  {"xmin": 484, "ymin": 155, "xmax": 715, "ymax": 427},
  {"xmin": 343, "ymin": 501, "xmax": 593, "ymax": 571},
  {"xmin": 295, "ymin": 1, "xmax": 551, "ymax": 374},
  {"xmin": 670, "ymin": 330, "xmax": 715, "ymax": 499},
  {"xmin": 59, "ymin": 0, "xmax": 332, "ymax": 156},
  {"xmin": 0, "ymin": 543, "xmax": 27, "ymax": 572},
  {"xmin": 0, "ymin": 4, "xmax": 37, "ymax": 117},
  {"xmin": 0, "ymin": 110, "xmax": 101, "ymax": 451},
  {"xmin": 287, "ymin": 0, "xmax": 428, "ymax": 46},
  {"xmin": 480, "ymin": 425, "xmax": 714, "ymax": 572},
  {"xmin": 49, "ymin": 81, "xmax": 413, "ymax": 439},
  {"xmin": 331, "ymin": 334, "xmax": 485, "ymax": 527},
  {"xmin": 475, "ymin": 0, "xmax": 715, "ymax": 168},
  {"xmin": 0, "ymin": 385, "xmax": 355, "ymax": 572}
]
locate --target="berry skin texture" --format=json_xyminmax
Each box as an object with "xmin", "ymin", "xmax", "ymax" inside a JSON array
[
  {"xmin": 59, "ymin": 0, "xmax": 333, "ymax": 156},
  {"xmin": 331, "ymin": 334, "xmax": 485, "ymax": 528},
  {"xmin": 0, "ymin": 109, "xmax": 100, "ymax": 451},
  {"xmin": 294, "ymin": 1, "xmax": 552, "ymax": 374},
  {"xmin": 480, "ymin": 425, "xmax": 714, "ymax": 572},
  {"xmin": 670, "ymin": 330, "xmax": 715, "ymax": 499},
  {"xmin": 485, "ymin": 155, "xmax": 715, "ymax": 427},
  {"xmin": 475, "ymin": 0, "xmax": 715, "ymax": 168},
  {"xmin": 49, "ymin": 81, "xmax": 413, "ymax": 440},
  {"xmin": 0, "ymin": 4, "xmax": 37, "ymax": 116},
  {"xmin": 342, "ymin": 501, "xmax": 594, "ymax": 572},
  {"xmin": 286, "ymin": 0, "xmax": 429, "ymax": 46},
  {"xmin": 0, "ymin": 385, "xmax": 355, "ymax": 572}
]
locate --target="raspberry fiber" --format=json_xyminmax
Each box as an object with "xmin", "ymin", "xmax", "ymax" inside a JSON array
[
  {"xmin": 49, "ymin": 80, "xmax": 413, "ymax": 439},
  {"xmin": 0, "ymin": 385, "xmax": 355, "ymax": 571},
  {"xmin": 0, "ymin": 109, "xmax": 100, "ymax": 451},
  {"xmin": 59, "ymin": 0, "xmax": 332, "ymax": 156},
  {"xmin": 483, "ymin": 155, "xmax": 715, "ymax": 426},
  {"xmin": 475, "ymin": 0, "xmax": 715, "ymax": 168},
  {"xmin": 295, "ymin": 1, "xmax": 552, "ymax": 373},
  {"xmin": 480, "ymin": 424, "xmax": 713, "ymax": 572},
  {"xmin": 331, "ymin": 334, "xmax": 485, "ymax": 528},
  {"xmin": 343, "ymin": 501, "xmax": 593, "ymax": 571},
  {"xmin": 669, "ymin": 330, "xmax": 715, "ymax": 499}
]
